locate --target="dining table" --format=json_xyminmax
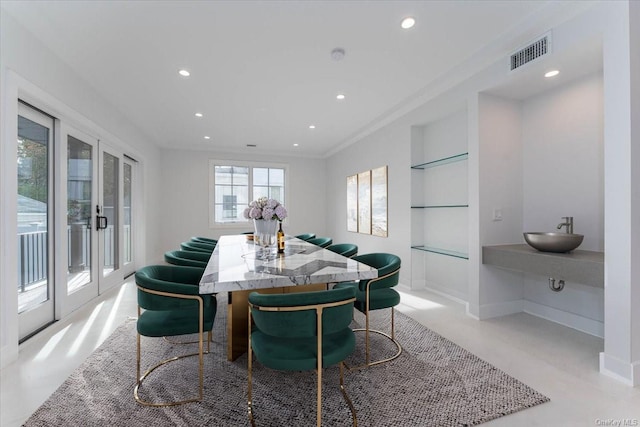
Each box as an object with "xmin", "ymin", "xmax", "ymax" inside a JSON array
[{"xmin": 199, "ymin": 234, "xmax": 378, "ymax": 360}]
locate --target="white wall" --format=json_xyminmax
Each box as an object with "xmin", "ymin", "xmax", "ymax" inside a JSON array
[
  {"xmin": 522, "ymin": 72, "xmax": 604, "ymax": 250},
  {"xmin": 158, "ymin": 149, "xmax": 327, "ymax": 255},
  {"xmin": 471, "ymin": 93, "xmax": 525, "ymax": 319},
  {"xmin": 521, "ymin": 72, "xmax": 605, "ymax": 337},
  {"xmin": 0, "ymin": 10, "xmax": 161, "ymax": 369},
  {"xmin": 325, "ymin": 77, "xmax": 480, "ymax": 290},
  {"xmin": 600, "ymin": 0, "xmax": 640, "ymax": 386},
  {"xmin": 326, "ymin": 120, "xmax": 412, "ymax": 287}
]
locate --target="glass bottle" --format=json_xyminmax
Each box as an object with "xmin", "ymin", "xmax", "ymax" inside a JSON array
[{"xmin": 277, "ymin": 221, "xmax": 285, "ymax": 253}]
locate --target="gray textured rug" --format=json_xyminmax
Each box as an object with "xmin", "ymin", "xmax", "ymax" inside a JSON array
[{"xmin": 23, "ymin": 294, "xmax": 548, "ymax": 426}]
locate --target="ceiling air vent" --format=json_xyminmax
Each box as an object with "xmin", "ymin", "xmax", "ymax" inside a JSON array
[{"xmin": 510, "ymin": 32, "xmax": 552, "ymax": 71}]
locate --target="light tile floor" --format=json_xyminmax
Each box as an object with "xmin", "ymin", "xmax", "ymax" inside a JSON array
[{"xmin": 1, "ymin": 281, "xmax": 639, "ymax": 427}]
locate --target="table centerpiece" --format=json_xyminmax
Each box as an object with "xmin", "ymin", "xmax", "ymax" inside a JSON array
[{"xmin": 243, "ymin": 197, "xmax": 287, "ymax": 259}]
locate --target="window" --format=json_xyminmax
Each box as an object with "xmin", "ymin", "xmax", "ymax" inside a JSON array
[{"xmin": 209, "ymin": 160, "xmax": 288, "ymax": 227}]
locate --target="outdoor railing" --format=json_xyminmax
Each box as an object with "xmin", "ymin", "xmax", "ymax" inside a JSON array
[
  {"xmin": 17, "ymin": 231, "xmax": 48, "ymax": 292},
  {"xmin": 17, "ymin": 225, "xmax": 130, "ymax": 291}
]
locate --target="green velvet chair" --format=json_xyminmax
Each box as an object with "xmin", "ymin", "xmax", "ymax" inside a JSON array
[
  {"xmin": 306, "ymin": 237, "xmax": 332, "ymax": 248},
  {"xmin": 134, "ymin": 265, "xmax": 217, "ymax": 406},
  {"xmin": 326, "ymin": 243, "xmax": 358, "ymax": 258},
  {"xmin": 190, "ymin": 236, "xmax": 218, "ymax": 246},
  {"xmin": 248, "ymin": 287, "xmax": 357, "ymax": 427},
  {"xmin": 295, "ymin": 233, "xmax": 316, "ymax": 241},
  {"xmin": 334, "ymin": 253, "xmax": 402, "ymax": 368},
  {"xmin": 164, "ymin": 250, "xmax": 210, "ymax": 268},
  {"xmin": 180, "ymin": 241, "xmax": 215, "ymax": 253}
]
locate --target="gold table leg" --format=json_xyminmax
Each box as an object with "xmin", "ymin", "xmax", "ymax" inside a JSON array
[{"xmin": 226, "ymin": 283, "xmax": 327, "ymax": 361}]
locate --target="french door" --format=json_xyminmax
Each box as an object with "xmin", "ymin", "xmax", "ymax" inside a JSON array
[
  {"xmin": 61, "ymin": 132, "xmax": 134, "ymax": 314},
  {"xmin": 18, "ymin": 103, "xmax": 137, "ymax": 340},
  {"xmin": 97, "ymin": 143, "xmax": 126, "ymax": 292},
  {"xmin": 61, "ymin": 126, "xmax": 99, "ymax": 313},
  {"xmin": 17, "ymin": 104, "xmax": 55, "ymax": 339}
]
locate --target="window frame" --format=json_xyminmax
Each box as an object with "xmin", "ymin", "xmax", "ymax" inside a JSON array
[{"xmin": 208, "ymin": 159, "xmax": 289, "ymax": 229}]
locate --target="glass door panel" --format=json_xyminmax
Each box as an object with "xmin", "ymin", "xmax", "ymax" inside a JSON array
[
  {"xmin": 61, "ymin": 126, "xmax": 99, "ymax": 316},
  {"xmin": 67, "ymin": 136, "xmax": 93, "ymax": 293},
  {"xmin": 123, "ymin": 162, "xmax": 132, "ymax": 265},
  {"xmin": 102, "ymin": 152, "xmax": 119, "ymax": 277},
  {"xmin": 17, "ymin": 104, "xmax": 55, "ymax": 340}
]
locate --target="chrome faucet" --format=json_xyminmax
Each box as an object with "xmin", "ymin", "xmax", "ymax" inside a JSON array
[{"xmin": 557, "ymin": 216, "xmax": 573, "ymax": 234}]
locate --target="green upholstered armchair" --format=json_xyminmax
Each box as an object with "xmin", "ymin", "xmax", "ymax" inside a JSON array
[
  {"xmin": 326, "ymin": 243, "xmax": 358, "ymax": 258},
  {"xmin": 134, "ymin": 265, "xmax": 217, "ymax": 406},
  {"xmin": 334, "ymin": 253, "xmax": 402, "ymax": 368},
  {"xmin": 164, "ymin": 250, "xmax": 210, "ymax": 268},
  {"xmin": 306, "ymin": 237, "xmax": 333, "ymax": 248},
  {"xmin": 295, "ymin": 233, "xmax": 316, "ymax": 241},
  {"xmin": 180, "ymin": 241, "xmax": 215, "ymax": 253},
  {"xmin": 248, "ymin": 287, "xmax": 357, "ymax": 427}
]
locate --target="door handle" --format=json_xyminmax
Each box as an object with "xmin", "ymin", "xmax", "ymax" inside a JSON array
[
  {"xmin": 96, "ymin": 215, "xmax": 108, "ymax": 230},
  {"xmin": 95, "ymin": 205, "xmax": 108, "ymax": 230}
]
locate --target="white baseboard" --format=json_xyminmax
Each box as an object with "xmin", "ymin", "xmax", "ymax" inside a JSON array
[
  {"xmin": 523, "ymin": 300, "xmax": 604, "ymax": 338},
  {"xmin": 409, "ymin": 279, "xmax": 427, "ymax": 290},
  {"xmin": 468, "ymin": 299, "xmax": 524, "ymax": 320},
  {"xmin": 397, "ymin": 282, "xmax": 412, "ymax": 292},
  {"xmin": 407, "ymin": 279, "xmax": 468, "ymax": 305},
  {"xmin": 422, "ymin": 287, "xmax": 468, "ymax": 307},
  {"xmin": 0, "ymin": 343, "xmax": 18, "ymax": 370},
  {"xmin": 423, "ymin": 283, "xmax": 467, "ymax": 305},
  {"xmin": 599, "ymin": 352, "xmax": 639, "ymax": 386}
]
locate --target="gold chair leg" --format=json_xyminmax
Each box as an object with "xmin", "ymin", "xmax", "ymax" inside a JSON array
[
  {"xmin": 317, "ymin": 366, "xmax": 322, "ymax": 427},
  {"xmin": 339, "ymin": 362, "xmax": 358, "ymax": 426},
  {"xmin": 347, "ymin": 307, "xmax": 402, "ymax": 370},
  {"xmin": 248, "ymin": 306, "xmax": 256, "ymax": 427},
  {"xmin": 134, "ymin": 302, "xmax": 207, "ymax": 407},
  {"xmin": 316, "ymin": 307, "xmax": 323, "ymax": 427},
  {"xmin": 248, "ymin": 298, "xmax": 357, "ymax": 426},
  {"xmin": 136, "ymin": 332, "xmax": 141, "ymax": 383},
  {"xmin": 133, "ymin": 346, "xmax": 204, "ymax": 407},
  {"xmin": 163, "ymin": 329, "xmax": 214, "ymax": 346},
  {"xmin": 136, "ymin": 306, "xmax": 142, "ymax": 382}
]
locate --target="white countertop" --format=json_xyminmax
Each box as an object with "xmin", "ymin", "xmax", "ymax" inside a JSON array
[{"xmin": 199, "ymin": 234, "xmax": 378, "ymax": 293}]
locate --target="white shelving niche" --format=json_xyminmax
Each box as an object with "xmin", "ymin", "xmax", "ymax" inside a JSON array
[{"xmin": 410, "ymin": 110, "xmax": 469, "ymax": 301}]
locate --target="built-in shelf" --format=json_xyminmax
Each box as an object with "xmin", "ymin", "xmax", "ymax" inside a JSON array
[
  {"xmin": 411, "ymin": 151, "xmax": 469, "ymax": 261},
  {"xmin": 411, "ymin": 245, "xmax": 469, "ymax": 260},
  {"xmin": 411, "ymin": 204, "xmax": 468, "ymax": 209},
  {"xmin": 411, "ymin": 152, "xmax": 468, "ymax": 169}
]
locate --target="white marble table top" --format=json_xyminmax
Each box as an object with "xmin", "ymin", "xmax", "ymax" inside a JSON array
[{"xmin": 199, "ymin": 234, "xmax": 378, "ymax": 293}]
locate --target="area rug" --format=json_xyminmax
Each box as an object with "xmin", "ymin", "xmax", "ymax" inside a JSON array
[{"xmin": 23, "ymin": 294, "xmax": 548, "ymax": 426}]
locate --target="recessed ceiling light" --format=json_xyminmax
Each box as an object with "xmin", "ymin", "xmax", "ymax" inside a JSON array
[
  {"xmin": 293, "ymin": 143, "xmax": 299, "ymax": 147},
  {"xmin": 178, "ymin": 69, "xmax": 190, "ymax": 77},
  {"xmin": 545, "ymin": 70, "xmax": 560, "ymax": 78},
  {"xmin": 204, "ymin": 136, "xmax": 210, "ymax": 140},
  {"xmin": 195, "ymin": 112, "xmax": 203, "ymax": 117},
  {"xmin": 309, "ymin": 125, "xmax": 316, "ymax": 129},
  {"xmin": 336, "ymin": 94, "xmax": 345, "ymax": 100},
  {"xmin": 401, "ymin": 17, "xmax": 415, "ymax": 29},
  {"xmin": 331, "ymin": 48, "xmax": 345, "ymax": 61}
]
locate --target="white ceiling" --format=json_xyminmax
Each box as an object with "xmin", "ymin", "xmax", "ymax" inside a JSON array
[{"xmin": 2, "ymin": 1, "xmax": 595, "ymax": 157}]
